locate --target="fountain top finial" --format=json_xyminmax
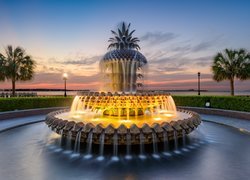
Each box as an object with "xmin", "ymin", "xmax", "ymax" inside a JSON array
[{"xmin": 107, "ymin": 22, "xmax": 140, "ymax": 51}]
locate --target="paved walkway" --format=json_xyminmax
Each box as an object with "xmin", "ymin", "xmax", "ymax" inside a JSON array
[
  {"xmin": 0, "ymin": 115, "xmax": 45, "ymax": 132},
  {"xmin": 200, "ymin": 114, "xmax": 250, "ymax": 133},
  {"xmin": 0, "ymin": 114, "xmax": 249, "ymax": 134}
]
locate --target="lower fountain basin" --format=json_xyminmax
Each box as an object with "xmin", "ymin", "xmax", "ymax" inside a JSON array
[
  {"xmin": 1, "ymin": 120, "xmax": 250, "ymax": 180},
  {"xmin": 45, "ymin": 109, "xmax": 201, "ymax": 145}
]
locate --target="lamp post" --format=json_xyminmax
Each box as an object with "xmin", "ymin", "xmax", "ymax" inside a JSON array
[
  {"xmin": 198, "ymin": 72, "xmax": 201, "ymax": 96},
  {"xmin": 63, "ymin": 73, "xmax": 68, "ymax": 97}
]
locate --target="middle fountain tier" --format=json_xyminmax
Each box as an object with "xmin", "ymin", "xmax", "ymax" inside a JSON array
[{"xmin": 70, "ymin": 91, "xmax": 177, "ymax": 120}]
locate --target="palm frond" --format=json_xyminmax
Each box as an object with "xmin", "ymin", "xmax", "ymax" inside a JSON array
[{"xmin": 212, "ymin": 48, "xmax": 250, "ymax": 95}]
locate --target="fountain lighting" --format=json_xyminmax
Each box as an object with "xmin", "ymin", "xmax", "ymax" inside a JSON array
[
  {"xmin": 164, "ymin": 114, "xmax": 174, "ymax": 117},
  {"xmin": 45, "ymin": 22, "xmax": 201, "ymax": 146}
]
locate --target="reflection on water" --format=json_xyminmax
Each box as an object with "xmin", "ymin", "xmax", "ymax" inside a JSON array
[{"xmin": 0, "ymin": 122, "xmax": 250, "ymax": 180}]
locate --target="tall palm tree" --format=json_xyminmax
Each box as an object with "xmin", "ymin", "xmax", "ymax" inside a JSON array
[
  {"xmin": 0, "ymin": 54, "xmax": 6, "ymax": 81},
  {"xmin": 212, "ymin": 49, "xmax": 250, "ymax": 96},
  {"xmin": 0, "ymin": 45, "xmax": 36, "ymax": 96}
]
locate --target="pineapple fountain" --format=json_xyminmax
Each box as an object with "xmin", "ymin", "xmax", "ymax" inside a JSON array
[{"xmin": 45, "ymin": 23, "xmax": 201, "ymax": 157}]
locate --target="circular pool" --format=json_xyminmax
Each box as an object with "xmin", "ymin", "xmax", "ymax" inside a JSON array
[{"xmin": 0, "ymin": 120, "xmax": 249, "ymax": 180}]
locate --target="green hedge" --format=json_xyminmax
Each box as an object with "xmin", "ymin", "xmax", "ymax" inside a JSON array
[
  {"xmin": 173, "ymin": 95, "xmax": 250, "ymax": 112},
  {"xmin": 0, "ymin": 97, "xmax": 74, "ymax": 112},
  {"xmin": 0, "ymin": 95, "xmax": 249, "ymax": 112}
]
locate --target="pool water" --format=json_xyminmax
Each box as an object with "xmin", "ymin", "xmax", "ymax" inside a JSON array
[{"xmin": 0, "ymin": 121, "xmax": 249, "ymax": 180}]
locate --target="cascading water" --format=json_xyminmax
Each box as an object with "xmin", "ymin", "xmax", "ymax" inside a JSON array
[
  {"xmin": 84, "ymin": 130, "xmax": 93, "ymax": 159},
  {"xmin": 162, "ymin": 130, "xmax": 171, "ymax": 156},
  {"xmin": 58, "ymin": 129, "xmax": 64, "ymax": 147},
  {"xmin": 173, "ymin": 130, "xmax": 181, "ymax": 154},
  {"xmin": 65, "ymin": 131, "xmax": 72, "ymax": 152},
  {"xmin": 111, "ymin": 132, "xmax": 119, "ymax": 161},
  {"xmin": 139, "ymin": 131, "xmax": 146, "ymax": 159},
  {"xmin": 152, "ymin": 131, "xmax": 160, "ymax": 158},
  {"xmin": 125, "ymin": 133, "xmax": 132, "ymax": 160},
  {"xmin": 69, "ymin": 92, "xmax": 178, "ymax": 123},
  {"xmin": 182, "ymin": 129, "xmax": 186, "ymax": 146},
  {"xmin": 181, "ymin": 129, "xmax": 189, "ymax": 152},
  {"xmin": 73, "ymin": 131, "xmax": 81, "ymax": 154},
  {"xmin": 97, "ymin": 131, "xmax": 105, "ymax": 161}
]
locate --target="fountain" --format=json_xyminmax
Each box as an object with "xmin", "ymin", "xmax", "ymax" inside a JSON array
[{"xmin": 45, "ymin": 22, "xmax": 201, "ymax": 150}]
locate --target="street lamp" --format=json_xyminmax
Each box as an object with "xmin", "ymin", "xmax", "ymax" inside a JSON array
[
  {"xmin": 63, "ymin": 73, "xmax": 68, "ymax": 97},
  {"xmin": 198, "ymin": 72, "xmax": 201, "ymax": 96}
]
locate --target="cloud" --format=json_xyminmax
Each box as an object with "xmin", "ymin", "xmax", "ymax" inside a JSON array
[
  {"xmin": 146, "ymin": 48, "xmax": 213, "ymax": 69},
  {"xmin": 191, "ymin": 35, "xmax": 224, "ymax": 52},
  {"xmin": 141, "ymin": 32, "xmax": 178, "ymax": 44},
  {"xmin": 171, "ymin": 45, "xmax": 192, "ymax": 52},
  {"xmin": 61, "ymin": 55, "xmax": 101, "ymax": 65},
  {"xmin": 46, "ymin": 52, "xmax": 102, "ymax": 66},
  {"xmin": 158, "ymin": 66, "xmax": 186, "ymax": 72},
  {"xmin": 35, "ymin": 63, "xmax": 66, "ymax": 74},
  {"xmin": 192, "ymin": 41, "xmax": 214, "ymax": 52},
  {"xmin": 193, "ymin": 56, "xmax": 213, "ymax": 66},
  {"xmin": 31, "ymin": 72, "xmax": 101, "ymax": 85}
]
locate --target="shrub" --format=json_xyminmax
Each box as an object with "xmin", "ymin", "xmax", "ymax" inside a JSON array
[
  {"xmin": 173, "ymin": 95, "xmax": 250, "ymax": 112},
  {"xmin": 0, "ymin": 95, "xmax": 249, "ymax": 112},
  {"xmin": 0, "ymin": 97, "xmax": 74, "ymax": 112}
]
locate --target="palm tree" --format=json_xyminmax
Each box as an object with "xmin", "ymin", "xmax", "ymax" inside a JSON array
[
  {"xmin": 0, "ymin": 54, "xmax": 6, "ymax": 81},
  {"xmin": 212, "ymin": 49, "xmax": 250, "ymax": 96},
  {"xmin": 108, "ymin": 22, "xmax": 140, "ymax": 50},
  {"xmin": 0, "ymin": 45, "xmax": 36, "ymax": 96}
]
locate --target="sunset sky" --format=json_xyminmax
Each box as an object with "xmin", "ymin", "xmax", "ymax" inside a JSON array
[{"xmin": 0, "ymin": 0, "xmax": 250, "ymax": 91}]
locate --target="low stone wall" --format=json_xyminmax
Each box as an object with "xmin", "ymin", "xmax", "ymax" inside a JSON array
[
  {"xmin": 0, "ymin": 107, "xmax": 68, "ymax": 121},
  {"xmin": 179, "ymin": 106, "xmax": 250, "ymax": 121}
]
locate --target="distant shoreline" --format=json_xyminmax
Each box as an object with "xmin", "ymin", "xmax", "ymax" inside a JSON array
[
  {"xmin": 1, "ymin": 89, "xmax": 250, "ymax": 92},
  {"xmin": 0, "ymin": 89, "xmax": 90, "ymax": 92}
]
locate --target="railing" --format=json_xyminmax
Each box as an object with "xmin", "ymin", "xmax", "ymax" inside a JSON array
[{"xmin": 0, "ymin": 92, "xmax": 38, "ymax": 98}]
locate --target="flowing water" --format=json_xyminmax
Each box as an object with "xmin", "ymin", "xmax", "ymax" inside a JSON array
[
  {"xmin": 139, "ymin": 131, "xmax": 146, "ymax": 159},
  {"xmin": 73, "ymin": 131, "xmax": 81, "ymax": 154},
  {"xmin": 125, "ymin": 133, "xmax": 132, "ymax": 159},
  {"xmin": 84, "ymin": 130, "xmax": 93, "ymax": 159},
  {"xmin": 152, "ymin": 131, "xmax": 160, "ymax": 158},
  {"xmin": 100, "ymin": 57, "xmax": 146, "ymax": 92},
  {"xmin": 0, "ymin": 122, "xmax": 250, "ymax": 180}
]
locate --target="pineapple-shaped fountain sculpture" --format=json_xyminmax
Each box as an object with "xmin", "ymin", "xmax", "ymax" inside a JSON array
[
  {"xmin": 45, "ymin": 22, "xmax": 201, "ymax": 146},
  {"xmin": 100, "ymin": 22, "xmax": 147, "ymax": 93}
]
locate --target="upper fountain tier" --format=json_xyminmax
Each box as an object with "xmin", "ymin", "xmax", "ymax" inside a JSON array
[
  {"xmin": 100, "ymin": 22, "xmax": 147, "ymax": 93},
  {"xmin": 102, "ymin": 49, "xmax": 147, "ymax": 64}
]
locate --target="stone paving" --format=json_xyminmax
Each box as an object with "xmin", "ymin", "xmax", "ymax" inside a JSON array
[
  {"xmin": 0, "ymin": 115, "xmax": 45, "ymax": 132},
  {"xmin": 201, "ymin": 114, "xmax": 250, "ymax": 133}
]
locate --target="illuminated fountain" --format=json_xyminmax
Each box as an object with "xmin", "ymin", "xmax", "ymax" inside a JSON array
[{"xmin": 45, "ymin": 22, "xmax": 201, "ymax": 151}]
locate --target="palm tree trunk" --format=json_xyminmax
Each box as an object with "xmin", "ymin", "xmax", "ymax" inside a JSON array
[
  {"xmin": 230, "ymin": 78, "xmax": 234, "ymax": 96},
  {"xmin": 12, "ymin": 80, "xmax": 16, "ymax": 96}
]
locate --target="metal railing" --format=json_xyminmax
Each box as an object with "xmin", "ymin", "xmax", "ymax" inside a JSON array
[{"xmin": 0, "ymin": 92, "xmax": 38, "ymax": 98}]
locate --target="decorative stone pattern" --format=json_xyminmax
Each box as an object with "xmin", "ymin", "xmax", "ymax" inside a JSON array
[
  {"xmin": 45, "ymin": 108, "xmax": 201, "ymax": 145},
  {"xmin": 102, "ymin": 49, "xmax": 147, "ymax": 64}
]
